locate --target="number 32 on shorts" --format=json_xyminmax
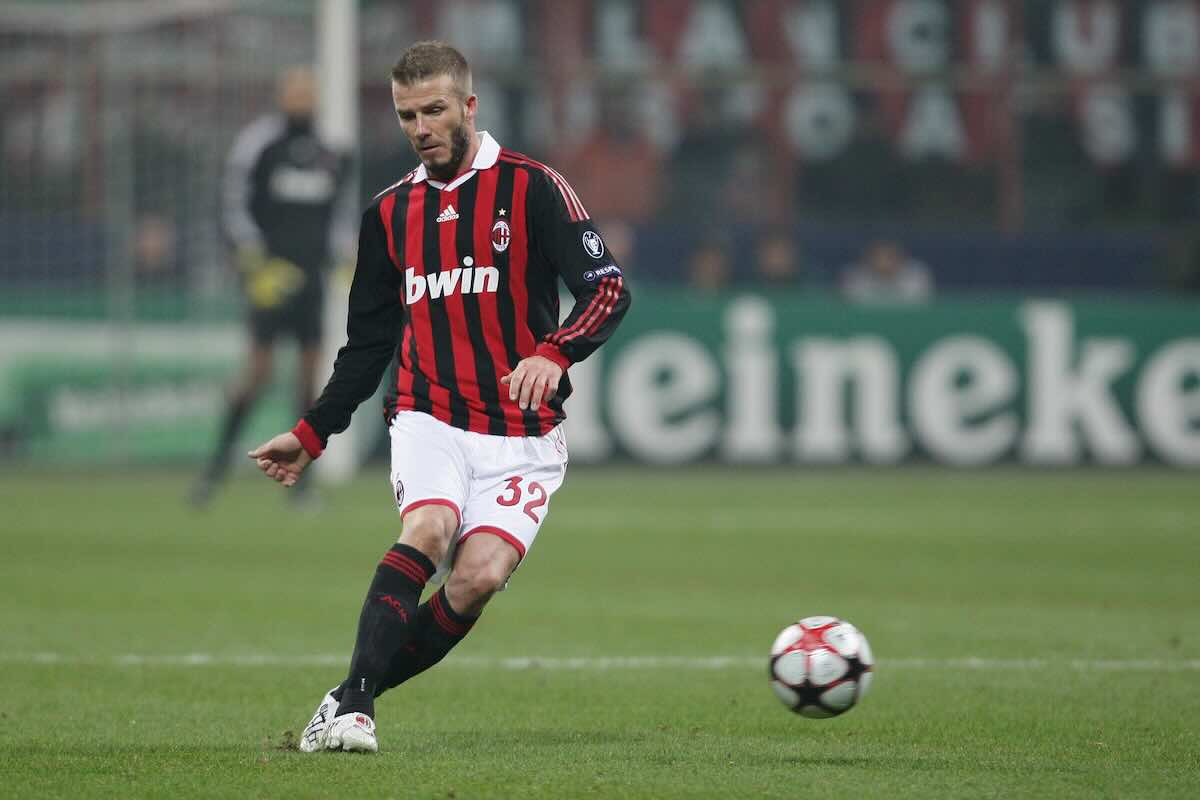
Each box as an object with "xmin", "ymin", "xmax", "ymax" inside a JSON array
[{"xmin": 496, "ymin": 476, "xmax": 548, "ymax": 523}]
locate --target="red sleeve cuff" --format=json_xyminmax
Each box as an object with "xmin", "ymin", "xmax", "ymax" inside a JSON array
[
  {"xmin": 535, "ymin": 342, "xmax": 571, "ymax": 371},
  {"xmin": 291, "ymin": 419, "xmax": 324, "ymax": 460}
]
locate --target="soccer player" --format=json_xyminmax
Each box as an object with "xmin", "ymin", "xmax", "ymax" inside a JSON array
[
  {"xmin": 247, "ymin": 42, "xmax": 631, "ymax": 753},
  {"xmin": 192, "ymin": 66, "xmax": 351, "ymax": 507}
]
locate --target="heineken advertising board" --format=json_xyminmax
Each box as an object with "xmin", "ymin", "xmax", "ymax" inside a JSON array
[{"xmin": 561, "ymin": 293, "xmax": 1200, "ymax": 467}]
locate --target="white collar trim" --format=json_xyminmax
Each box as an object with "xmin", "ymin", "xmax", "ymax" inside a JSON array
[{"xmin": 412, "ymin": 131, "xmax": 500, "ymax": 191}]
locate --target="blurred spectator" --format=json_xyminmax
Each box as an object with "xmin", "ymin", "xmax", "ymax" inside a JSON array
[
  {"xmin": 555, "ymin": 85, "xmax": 662, "ymax": 224},
  {"xmin": 133, "ymin": 214, "xmax": 179, "ymax": 289},
  {"xmin": 723, "ymin": 143, "xmax": 790, "ymax": 226},
  {"xmin": 687, "ymin": 237, "xmax": 732, "ymax": 294},
  {"xmin": 840, "ymin": 240, "xmax": 933, "ymax": 304},
  {"xmin": 751, "ymin": 226, "xmax": 821, "ymax": 290}
]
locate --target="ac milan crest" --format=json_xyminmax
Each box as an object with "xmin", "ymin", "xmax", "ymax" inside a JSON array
[{"xmin": 491, "ymin": 219, "xmax": 511, "ymax": 253}]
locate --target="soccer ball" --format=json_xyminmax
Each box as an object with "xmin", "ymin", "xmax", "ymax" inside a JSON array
[{"xmin": 769, "ymin": 615, "xmax": 874, "ymax": 718}]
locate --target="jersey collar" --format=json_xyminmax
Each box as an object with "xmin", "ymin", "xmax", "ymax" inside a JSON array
[{"xmin": 412, "ymin": 131, "xmax": 500, "ymax": 192}]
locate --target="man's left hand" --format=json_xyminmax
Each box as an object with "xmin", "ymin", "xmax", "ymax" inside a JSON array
[{"xmin": 500, "ymin": 356, "xmax": 563, "ymax": 411}]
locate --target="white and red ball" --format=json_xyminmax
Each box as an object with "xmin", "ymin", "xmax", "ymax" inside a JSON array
[{"xmin": 769, "ymin": 616, "xmax": 874, "ymax": 718}]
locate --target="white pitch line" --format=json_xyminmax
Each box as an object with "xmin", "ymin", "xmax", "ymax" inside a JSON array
[{"xmin": 1, "ymin": 653, "xmax": 1198, "ymax": 671}]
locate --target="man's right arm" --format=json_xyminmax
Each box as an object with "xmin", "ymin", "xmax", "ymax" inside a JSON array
[
  {"xmin": 291, "ymin": 205, "xmax": 401, "ymax": 459},
  {"xmin": 223, "ymin": 116, "xmax": 281, "ymax": 251}
]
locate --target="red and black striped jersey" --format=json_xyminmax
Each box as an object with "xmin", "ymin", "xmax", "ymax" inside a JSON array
[{"xmin": 294, "ymin": 132, "xmax": 631, "ymax": 453}]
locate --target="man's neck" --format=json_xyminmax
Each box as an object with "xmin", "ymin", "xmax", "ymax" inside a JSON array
[{"xmin": 452, "ymin": 131, "xmax": 482, "ymax": 179}]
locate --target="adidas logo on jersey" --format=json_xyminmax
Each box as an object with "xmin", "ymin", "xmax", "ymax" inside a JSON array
[
  {"xmin": 405, "ymin": 261, "xmax": 499, "ymax": 304},
  {"xmin": 436, "ymin": 204, "xmax": 459, "ymax": 223}
]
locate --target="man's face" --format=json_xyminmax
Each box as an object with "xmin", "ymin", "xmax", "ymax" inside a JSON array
[
  {"xmin": 392, "ymin": 74, "xmax": 476, "ymax": 182},
  {"xmin": 758, "ymin": 238, "xmax": 796, "ymax": 281},
  {"xmin": 278, "ymin": 67, "xmax": 316, "ymax": 119},
  {"xmin": 868, "ymin": 244, "xmax": 902, "ymax": 277}
]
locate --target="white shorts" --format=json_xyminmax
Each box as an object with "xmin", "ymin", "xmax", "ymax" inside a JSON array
[{"xmin": 388, "ymin": 410, "xmax": 569, "ymax": 585}]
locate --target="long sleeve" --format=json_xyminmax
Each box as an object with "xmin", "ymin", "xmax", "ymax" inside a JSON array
[
  {"xmin": 295, "ymin": 205, "xmax": 402, "ymax": 457},
  {"xmin": 528, "ymin": 171, "xmax": 632, "ymax": 369},
  {"xmin": 222, "ymin": 115, "xmax": 281, "ymax": 249}
]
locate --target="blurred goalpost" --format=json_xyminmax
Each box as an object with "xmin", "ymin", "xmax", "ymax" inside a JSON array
[{"xmin": 312, "ymin": 0, "xmax": 366, "ymax": 485}]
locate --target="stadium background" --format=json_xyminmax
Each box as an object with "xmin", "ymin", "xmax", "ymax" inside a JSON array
[
  {"xmin": 5, "ymin": 0, "xmax": 1200, "ymax": 470},
  {"xmin": 2, "ymin": 2, "xmax": 1198, "ymax": 798}
]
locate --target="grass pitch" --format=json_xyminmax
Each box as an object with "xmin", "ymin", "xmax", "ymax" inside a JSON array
[{"xmin": 1, "ymin": 466, "xmax": 1197, "ymax": 798}]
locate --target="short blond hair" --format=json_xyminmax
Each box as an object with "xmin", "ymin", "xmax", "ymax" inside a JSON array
[{"xmin": 391, "ymin": 41, "xmax": 472, "ymax": 98}]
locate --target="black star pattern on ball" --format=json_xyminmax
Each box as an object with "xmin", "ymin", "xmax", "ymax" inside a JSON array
[{"xmin": 770, "ymin": 652, "xmax": 873, "ymax": 717}]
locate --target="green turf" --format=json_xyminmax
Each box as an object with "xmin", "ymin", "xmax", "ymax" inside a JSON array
[{"xmin": 1, "ymin": 467, "xmax": 1198, "ymax": 798}]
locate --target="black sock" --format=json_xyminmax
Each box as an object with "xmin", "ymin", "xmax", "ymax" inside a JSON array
[
  {"xmin": 381, "ymin": 586, "xmax": 478, "ymax": 694},
  {"xmin": 336, "ymin": 543, "xmax": 435, "ymax": 719},
  {"xmin": 332, "ymin": 587, "xmax": 479, "ymax": 702},
  {"xmin": 204, "ymin": 394, "xmax": 253, "ymax": 482}
]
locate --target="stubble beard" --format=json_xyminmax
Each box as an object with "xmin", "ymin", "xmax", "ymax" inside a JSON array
[{"xmin": 425, "ymin": 123, "xmax": 471, "ymax": 183}]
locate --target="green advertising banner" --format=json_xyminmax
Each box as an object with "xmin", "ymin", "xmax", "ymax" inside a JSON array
[
  {"xmin": 1, "ymin": 293, "xmax": 1197, "ymax": 467},
  {"xmin": 5, "ymin": 358, "xmax": 231, "ymax": 463},
  {"xmin": 0, "ymin": 349, "xmax": 298, "ymax": 465},
  {"xmin": 560, "ymin": 292, "xmax": 1200, "ymax": 467}
]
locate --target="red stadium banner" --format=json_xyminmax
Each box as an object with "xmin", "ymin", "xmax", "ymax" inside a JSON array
[{"xmin": 388, "ymin": 0, "xmax": 1200, "ymax": 169}]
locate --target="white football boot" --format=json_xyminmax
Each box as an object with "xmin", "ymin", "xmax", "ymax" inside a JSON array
[
  {"xmin": 325, "ymin": 712, "xmax": 378, "ymax": 753},
  {"xmin": 298, "ymin": 689, "xmax": 339, "ymax": 753}
]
